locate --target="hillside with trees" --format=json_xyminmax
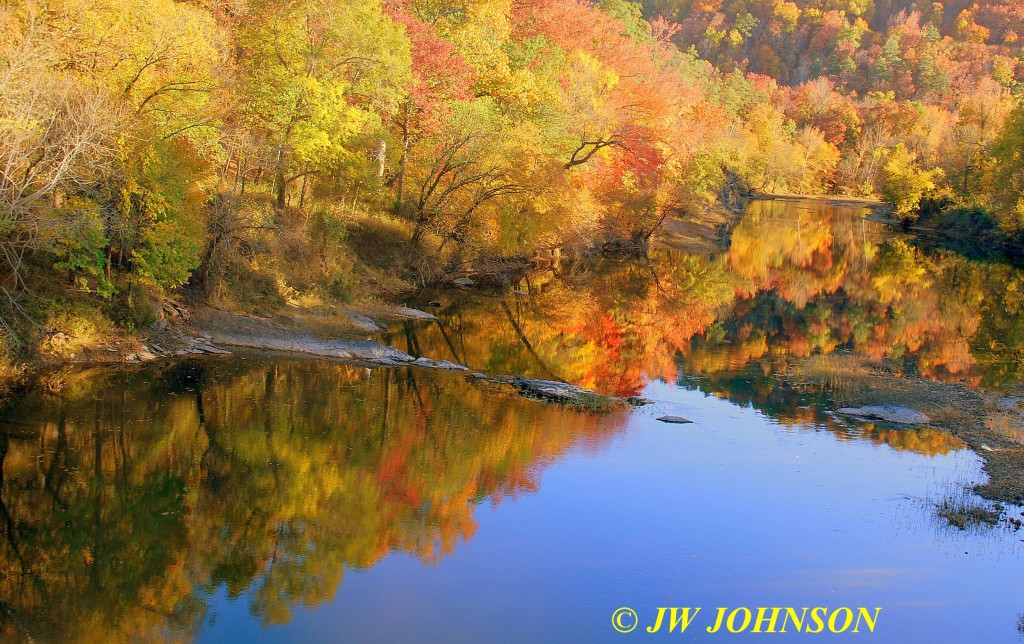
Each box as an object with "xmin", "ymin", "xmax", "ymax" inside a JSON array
[{"xmin": 643, "ymin": 0, "xmax": 1024, "ymax": 209}]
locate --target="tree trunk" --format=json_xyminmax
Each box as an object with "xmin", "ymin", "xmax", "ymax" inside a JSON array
[
  {"xmin": 396, "ymin": 104, "xmax": 411, "ymax": 210},
  {"xmin": 410, "ymin": 218, "xmax": 426, "ymax": 248},
  {"xmin": 397, "ymin": 140, "xmax": 409, "ymax": 207},
  {"xmin": 275, "ymin": 146, "xmax": 287, "ymax": 209},
  {"xmin": 276, "ymin": 169, "xmax": 287, "ymax": 210},
  {"xmin": 375, "ymin": 140, "xmax": 386, "ymax": 179},
  {"xmin": 299, "ymin": 162, "xmax": 310, "ymax": 209}
]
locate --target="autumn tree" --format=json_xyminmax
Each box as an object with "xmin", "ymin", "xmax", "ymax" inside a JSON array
[
  {"xmin": 987, "ymin": 103, "xmax": 1024, "ymax": 229},
  {"xmin": 0, "ymin": 9, "xmax": 118, "ymax": 313},
  {"xmin": 407, "ymin": 100, "xmax": 525, "ymax": 253},
  {"xmin": 880, "ymin": 144, "xmax": 945, "ymax": 217},
  {"xmin": 384, "ymin": 1, "xmax": 476, "ymax": 209},
  {"xmin": 235, "ymin": 0, "xmax": 411, "ymax": 210}
]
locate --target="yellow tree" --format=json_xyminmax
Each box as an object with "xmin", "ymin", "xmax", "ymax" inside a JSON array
[
  {"xmin": 236, "ymin": 0, "xmax": 411, "ymax": 209},
  {"xmin": 0, "ymin": 0, "xmax": 224, "ymax": 326},
  {"xmin": 0, "ymin": 5, "xmax": 118, "ymax": 307},
  {"xmin": 880, "ymin": 144, "xmax": 944, "ymax": 217}
]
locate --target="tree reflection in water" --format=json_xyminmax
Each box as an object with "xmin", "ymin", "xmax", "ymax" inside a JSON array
[
  {"xmin": 3, "ymin": 198, "xmax": 1021, "ymax": 639},
  {"xmin": 402, "ymin": 199, "xmax": 1024, "ymax": 398},
  {"xmin": 0, "ymin": 361, "xmax": 625, "ymax": 641}
]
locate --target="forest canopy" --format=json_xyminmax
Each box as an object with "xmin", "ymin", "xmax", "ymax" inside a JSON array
[{"xmin": 1, "ymin": 0, "xmax": 1023, "ymax": 361}]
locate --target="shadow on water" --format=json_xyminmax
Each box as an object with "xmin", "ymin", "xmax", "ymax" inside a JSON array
[{"xmin": 909, "ymin": 206, "xmax": 1024, "ymax": 268}]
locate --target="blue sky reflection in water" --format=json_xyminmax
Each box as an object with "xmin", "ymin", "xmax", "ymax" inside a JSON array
[{"xmin": 192, "ymin": 373, "xmax": 1024, "ymax": 644}]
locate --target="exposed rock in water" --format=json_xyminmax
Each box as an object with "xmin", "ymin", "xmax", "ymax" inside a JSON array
[
  {"xmin": 453, "ymin": 277, "xmax": 474, "ymax": 288},
  {"xmin": 195, "ymin": 343, "xmax": 231, "ymax": 355},
  {"xmin": 196, "ymin": 310, "xmax": 465, "ymax": 370},
  {"xmin": 132, "ymin": 347, "xmax": 157, "ymax": 362},
  {"xmin": 657, "ymin": 415, "xmax": 693, "ymax": 424},
  {"xmin": 412, "ymin": 356, "xmax": 469, "ymax": 370},
  {"xmin": 511, "ymin": 376, "xmax": 607, "ymax": 403},
  {"xmin": 125, "ymin": 335, "xmax": 232, "ymax": 363},
  {"xmin": 328, "ymin": 339, "xmax": 418, "ymax": 364},
  {"xmin": 191, "ymin": 309, "xmax": 638, "ymax": 408},
  {"xmin": 344, "ymin": 311, "xmax": 385, "ymax": 332},
  {"xmin": 468, "ymin": 373, "xmax": 645, "ymax": 409},
  {"xmin": 394, "ymin": 306, "xmax": 438, "ymax": 321},
  {"xmin": 835, "ymin": 405, "xmax": 931, "ymax": 425}
]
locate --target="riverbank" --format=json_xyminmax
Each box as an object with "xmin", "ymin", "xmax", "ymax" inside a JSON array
[
  {"xmin": 785, "ymin": 353, "xmax": 1024, "ymax": 505},
  {"xmin": 0, "ymin": 301, "xmax": 642, "ymax": 411},
  {"xmin": 910, "ymin": 206, "xmax": 1024, "ymax": 266},
  {"xmin": 5, "ymin": 297, "xmax": 1024, "ymax": 505},
  {"xmin": 4, "ymin": 196, "xmax": 1024, "ymax": 505}
]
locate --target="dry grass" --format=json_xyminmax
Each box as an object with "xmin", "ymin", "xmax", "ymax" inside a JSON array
[
  {"xmin": 345, "ymin": 215, "xmax": 416, "ymax": 272},
  {"xmin": 789, "ymin": 353, "xmax": 876, "ymax": 394},
  {"xmin": 936, "ymin": 487, "xmax": 1002, "ymax": 530}
]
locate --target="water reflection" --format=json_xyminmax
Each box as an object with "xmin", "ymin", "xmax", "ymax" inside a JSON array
[
  {"xmin": 0, "ymin": 360, "xmax": 625, "ymax": 641},
  {"xmin": 400, "ymin": 199, "xmax": 1024, "ymax": 395},
  {"xmin": 2, "ymin": 197, "xmax": 1023, "ymax": 640},
  {"xmin": 675, "ymin": 365, "xmax": 967, "ymax": 457}
]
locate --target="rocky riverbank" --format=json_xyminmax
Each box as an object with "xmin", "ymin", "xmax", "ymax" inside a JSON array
[
  {"xmin": 190, "ymin": 307, "xmax": 650, "ymax": 409},
  {"xmin": 787, "ymin": 354, "xmax": 1024, "ymax": 505}
]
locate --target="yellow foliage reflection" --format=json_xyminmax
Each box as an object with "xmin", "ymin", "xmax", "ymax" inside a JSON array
[
  {"xmin": 0, "ymin": 360, "xmax": 624, "ymax": 640},
  {"xmin": 406, "ymin": 199, "xmax": 1024, "ymax": 400}
]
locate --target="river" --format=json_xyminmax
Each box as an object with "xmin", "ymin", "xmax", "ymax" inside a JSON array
[{"xmin": 1, "ymin": 198, "xmax": 1023, "ymax": 641}]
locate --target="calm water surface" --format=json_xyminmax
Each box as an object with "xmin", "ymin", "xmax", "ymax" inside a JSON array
[{"xmin": 2, "ymin": 199, "xmax": 1024, "ymax": 642}]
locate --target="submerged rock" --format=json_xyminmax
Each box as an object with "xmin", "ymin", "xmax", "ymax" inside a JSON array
[
  {"xmin": 656, "ymin": 415, "xmax": 693, "ymax": 424},
  {"xmin": 835, "ymin": 405, "xmax": 931, "ymax": 425}
]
